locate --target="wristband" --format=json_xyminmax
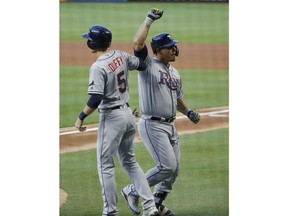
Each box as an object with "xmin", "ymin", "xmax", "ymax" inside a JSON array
[
  {"xmin": 79, "ymin": 111, "xmax": 88, "ymax": 120},
  {"xmin": 184, "ymin": 108, "xmax": 192, "ymax": 116},
  {"xmin": 144, "ymin": 17, "xmax": 153, "ymax": 26}
]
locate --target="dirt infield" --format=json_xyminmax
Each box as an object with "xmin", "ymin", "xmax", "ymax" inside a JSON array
[
  {"xmin": 60, "ymin": 106, "xmax": 229, "ymax": 153},
  {"xmin": 60, "ymin": 42, "xmax": 228, "ymax": 70}
]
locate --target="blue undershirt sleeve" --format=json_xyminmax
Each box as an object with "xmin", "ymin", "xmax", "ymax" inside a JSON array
[
  {"xmin": 136, "ymin": 58, "xmax": 147, "ymax": 71},
  {"xmin": 86, "ymin": 94, "xmax": 103, "ymax": 109},
  {"xmin": 134, "ymin": 45, "xmax": 148, "ymax": 61}
]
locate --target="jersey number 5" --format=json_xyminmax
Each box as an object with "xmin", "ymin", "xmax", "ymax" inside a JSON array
[{"xmin": 117, "ymin": 70, "xmax": 126, "ymax": 93}]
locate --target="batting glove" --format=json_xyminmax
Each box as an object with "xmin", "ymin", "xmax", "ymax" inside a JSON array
[
  {"xmin": 145, "ymin": 8, "xmax": 164, "ymax": 26},
  {"xmin": 187, "ymin": 110, "xmax": 200, "ymax": 124}
]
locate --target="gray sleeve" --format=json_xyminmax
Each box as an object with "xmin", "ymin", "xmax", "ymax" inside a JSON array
[
  {"xmin": 120, "ymin": 51, "xmax": 140, "ymax": 71},
  {"xmin": 87, "ymin": 66, "xmax": 106, "ymax": 95},
  {"xmin": 177, "ymin": 77, "xmax": 184, "ymax": 99}
]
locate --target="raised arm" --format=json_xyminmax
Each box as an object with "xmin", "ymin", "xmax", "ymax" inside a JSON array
[{"xmin": 133, "ymin": 8, "xmax": 164, "ymax": 52}]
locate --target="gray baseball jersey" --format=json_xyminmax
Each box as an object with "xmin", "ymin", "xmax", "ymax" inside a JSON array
[
  {"xmin": 87, "ymin": 49, "xmax": 155, "ymax": 215},
  {"xmin": 88, "ymin": 50, "xmax": 139, "ymax": 109},
  {"xmin": 138, "ymin": 54, "xmax": 183, "ymax": 119}
]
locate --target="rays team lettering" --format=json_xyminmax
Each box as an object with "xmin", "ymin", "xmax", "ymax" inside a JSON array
[
  {"xmin": 158, "ymin": 71, "xmax": 180, "ymax": 90},
  {"xmin": 108, "ymin": 56, "xmax": 124, "ymax": 72}
]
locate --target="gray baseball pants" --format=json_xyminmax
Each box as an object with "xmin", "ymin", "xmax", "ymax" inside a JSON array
[
  {"xmin": 137, "ymin": 118, "xmax": 180, "ymax": 194},
  {"xmin": 97, "ymin": 108, "xmax": 155, "ymax": 215}
]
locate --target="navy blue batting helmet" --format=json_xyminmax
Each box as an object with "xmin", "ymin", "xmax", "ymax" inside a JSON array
[
  {"xmin": 150, "ymin": 32, "xmax": 178, "ymax": 54},
  {"xmin": 82, "ymin": 25, "xmax": 112, "ymax": 50}
]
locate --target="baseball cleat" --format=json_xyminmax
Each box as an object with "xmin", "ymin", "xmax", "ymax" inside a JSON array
[
  {"xmin": 158, "ymin": 205, "xmax": 175, "ymax": 216},
  {"xmin": 121, "ymin": 185, "xmax": 140, "ymax": 215},
  {"xmin": 142, "ymin": 206, "xmax": 160, "ymax": 216}
]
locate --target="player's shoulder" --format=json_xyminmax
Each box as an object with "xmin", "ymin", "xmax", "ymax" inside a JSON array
[
  {"xmin": 171, "ymin": 66, "xmax": 181, "ymax": 77},
  {"xmin": 98, "ymin": 50, "xmax": 117, "ymax": 60},
  {"xmin": 145, "ymin": 55, "xmax": 154, "ymax": 63},
  {"xmin": 90, "ymin": 62, "xmax": 103, "ymax": 72},
  {"xmin": 115, "ymin": 49, "xmax": 131, "ymax": 58}
]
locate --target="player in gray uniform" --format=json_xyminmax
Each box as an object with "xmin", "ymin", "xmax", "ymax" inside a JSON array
[
  {"xmin": 121, "ymin": 9, "xmax": 201, "ymax": 216},
  {"xmin": 75, "ymin": 25, "xmax": 159, "ymax": 216}
]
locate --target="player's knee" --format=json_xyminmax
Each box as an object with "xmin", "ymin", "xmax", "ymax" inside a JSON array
[
  {"xmin": 168, "ymin": 161, "xmax": 177, "ymax": 174},
  {"xmin": 159, "ymin": 161, "xmax": 177, "ymax": 176}
]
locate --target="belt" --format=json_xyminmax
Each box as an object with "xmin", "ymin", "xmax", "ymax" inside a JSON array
[
  {"xmin": 110, "ymin": 103, "xmax": 129, "ymax": 110},
  {"xmin": 150, "ymin": 116, "xmax": 176, "ymax": 123}
]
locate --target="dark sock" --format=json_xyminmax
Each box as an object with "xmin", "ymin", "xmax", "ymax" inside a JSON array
[{"xmin": 154, "ymin": 192, "xmax": 168, "ymax": 208}]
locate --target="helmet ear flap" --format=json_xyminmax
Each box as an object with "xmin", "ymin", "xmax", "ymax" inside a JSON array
[
  {"xmin": 175, "ymin": 45, "xmax": 179, "ymax": 56},
  {"xmin": 152, "ymin": 47, "xmax": 158, "ymax": 55},
  {"xmin": 87, "ymin": 40, "xmax": 97, "ymax": 50}
]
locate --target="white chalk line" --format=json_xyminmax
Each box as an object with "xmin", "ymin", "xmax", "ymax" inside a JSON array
[{"xmin": 60, "ymin": 109, "xmax": 229, "ymax": 136}]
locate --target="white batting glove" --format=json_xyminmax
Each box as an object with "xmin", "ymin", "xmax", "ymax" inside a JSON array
[{"xmin": 145, "ymin": 8, "xmax": 164, "ymax": 26}]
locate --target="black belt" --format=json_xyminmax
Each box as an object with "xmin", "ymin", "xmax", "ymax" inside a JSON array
[
  {"xmin": 150, "ymin": 116, "xmax": 176, "ymax": 123},
  {"xmin": 110, "ymin": 103, "xmax": 129, "ymax": 110}
]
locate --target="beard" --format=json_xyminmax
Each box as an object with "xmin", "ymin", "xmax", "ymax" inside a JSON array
[{"xmin": 170, "ymin": 55, "xmax": 176, "ymax": 62}]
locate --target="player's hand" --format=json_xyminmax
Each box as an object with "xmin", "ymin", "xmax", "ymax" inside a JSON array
[
  {"xmin": 147, "ymin": 8, "xmax": 164, "ymax": 21},
  {"xmin": 187, "ymin": 111, "xmax": 200, "ymax": 124},
  {"xmin": 75, "ymin": 117, "xmax": 87, "ymax": 132},
  {"xmin": 132, "ymin": 108, "xmax": 141, "ymax": 118}
]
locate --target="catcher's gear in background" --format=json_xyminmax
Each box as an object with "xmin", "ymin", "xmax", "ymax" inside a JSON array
[
  {"xmin": 187, "ymin": 110, "xmax": 200, "ymax": 124},
  {"xmin": 82, "ymin": 25, "xmax": 112, "ymax": 50},
  {"xmin": 150, "ymin": 32, "xmax": 179, "ymax": 56}
]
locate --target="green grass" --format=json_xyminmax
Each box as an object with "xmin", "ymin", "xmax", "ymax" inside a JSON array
[
  {"xmin": 60, "ymin": 67, "xmax": 228, "ymax": 127},
  {"xmin": 60, "ymin": 128, "xmax": 229, "ymax": 216},
  {"xmin": 60, "ymin": 2, "xmax": 229, "ymax": 43}
]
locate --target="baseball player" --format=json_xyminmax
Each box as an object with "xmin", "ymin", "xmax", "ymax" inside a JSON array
[
  {"xmin": 121, "ymin": 9, "xmax": 200, "ymax": 216},
  {"xmin": 75, "ymin": 25, "xmax": 159, "ymax": 216}
]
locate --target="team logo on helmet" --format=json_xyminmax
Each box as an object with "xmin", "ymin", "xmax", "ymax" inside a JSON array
[{"xmin": 167, "ymin": 34, "xmax": 173, "ymax": 40}]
